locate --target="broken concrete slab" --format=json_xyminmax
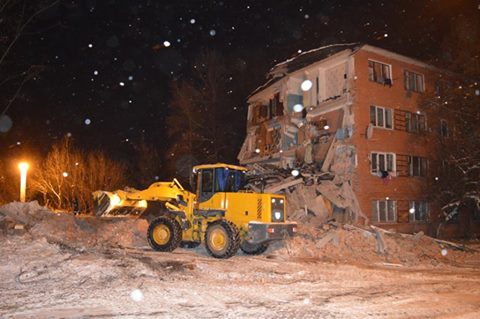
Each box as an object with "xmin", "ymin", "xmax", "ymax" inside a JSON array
[{"xmin": 264, "ymin": 177, "xmax": 303, "ymax": 194}]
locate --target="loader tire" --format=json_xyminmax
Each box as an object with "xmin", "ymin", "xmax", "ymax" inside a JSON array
[
  {"xmin": 205, "ymin": 220, "xmax": 240, "ymax": 259},
  {"xmin": 240, "ymin": 241, "xmax": 269, "ymax": 255},
  {"xmin": 147, "ymin": 216, "xmax": 182, "ymax": 252}
]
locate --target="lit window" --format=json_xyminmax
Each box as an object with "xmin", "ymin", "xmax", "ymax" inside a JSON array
[
  {"xmin": 409, "ymin": 201, "xmax": 428, "ymax": 222},
  {"xmin": 368, "ymin": 60, "xmax": 392, "ymax": 85},
  {"xmin": 370, "ymin": 105, "xmax": 393, "ymax": 129},
  {"xmin": 372, "ymin": 200, "xmax": 397, "ymax": 223},
  {"xmin": 371, "ymin": 152, "xmax": 395, "ymax": 174},
  {"xmin": 404, "ymin": 70, "xmax": 425, "ymax": 93}
]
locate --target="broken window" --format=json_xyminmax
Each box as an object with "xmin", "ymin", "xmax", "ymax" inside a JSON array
[
  {"xmin": 371, "ymin": 152, "xmax": 395, "ymax": 174},
  {"xmin": 404, "ymin": 70, "xmax": 425, "ymax": 93},
  {"xmin": 370, "ymin": 105, "xmax": 393, "ymax": 129},
  {"xmin": 287, "ymin": 94, "xmax": 303, "ymax": 113},
  {"xmin": 408, "ymin": 156, "xmax": 427, "ymax": 177},
  {"xmin": 269, "ymin": 93, "xmax": 283, "ymax": 118},
  {"xmin": 405, "ymin": 112, "xmax": 426, "ymax": 133},
  {"xmin": 368, "ymin": 60, "xmax": 391, "ymax": 85},
  {"xmin": 409, "ymin": 201, "xmax": 428, "ymax": 222},
  {"xmin": 372, "ymin": 200, "xmax": 397, "ymax": 223}
]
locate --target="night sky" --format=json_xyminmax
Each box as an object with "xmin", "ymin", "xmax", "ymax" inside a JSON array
[{"xmin": 1, "ymin": 0, "xmax": 478, "ymax": 178}]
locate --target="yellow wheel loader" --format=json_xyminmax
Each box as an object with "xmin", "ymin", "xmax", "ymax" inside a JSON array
[{"xmin": 93, "ymin": 163, "xmax": 297, "ymax": 258}]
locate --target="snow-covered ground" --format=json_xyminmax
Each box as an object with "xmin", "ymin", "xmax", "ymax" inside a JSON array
[{"xmin": 1, "ymin": 202, "xmax": 480, "ymax": 318}]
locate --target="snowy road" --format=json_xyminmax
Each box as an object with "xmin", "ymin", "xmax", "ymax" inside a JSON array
[{"xmin": 1, "ymin": 236, "xmax": 480, "ymax": 319}]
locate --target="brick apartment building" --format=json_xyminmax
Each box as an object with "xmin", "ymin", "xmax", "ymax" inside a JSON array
[{"xmin": 238, "ymin": 43, "xmax": 479, "ymax": 237}]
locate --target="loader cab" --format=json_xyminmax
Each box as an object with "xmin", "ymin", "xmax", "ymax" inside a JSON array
[{"xmin": 192, "ymin": 163, "xmax": 247, "ymax": 202}]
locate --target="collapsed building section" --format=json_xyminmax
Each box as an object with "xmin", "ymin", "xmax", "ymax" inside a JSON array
[
  {"xmin": 238, "ymin": 43, "xmax": 480, "ymax": 237},
  {"xmin": 239, "ymin": 44, "xmax": 366, "ymax": 226}
]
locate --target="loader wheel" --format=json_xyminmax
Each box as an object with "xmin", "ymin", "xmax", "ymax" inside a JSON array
[
  {"xmin": 147, "ymin": 216, "xmax": 182, "ymax": 252},
  {"xmin": 205, "ymin": 220, "xmax": 240, "ymax": 259},
  {"xmin": 240, "ymin": 241, "xmax": 269, "ymax": 255}
]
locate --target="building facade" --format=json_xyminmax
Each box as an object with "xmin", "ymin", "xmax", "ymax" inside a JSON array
[{"xmin": 238, "ymin": 44, "xmax": 479, "ymax": 237}]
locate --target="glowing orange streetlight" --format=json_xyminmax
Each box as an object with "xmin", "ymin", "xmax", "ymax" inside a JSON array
[{"xmin": 18, "ymin": 162, "xmax": 29, "ymax": 202}]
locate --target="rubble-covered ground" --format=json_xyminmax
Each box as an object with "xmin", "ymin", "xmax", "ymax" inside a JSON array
[{"xmin": 1, "ymin": 202, "xmax": 480, "ymax": 318}]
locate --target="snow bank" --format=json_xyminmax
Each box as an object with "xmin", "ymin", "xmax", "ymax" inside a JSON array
[{"xmin": 0, "ymin": 201, "xmax": 148, "ymax": 249}]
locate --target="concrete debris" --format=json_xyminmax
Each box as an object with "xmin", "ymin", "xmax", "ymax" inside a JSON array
[
  {"xmin": 373, "ymin": 226, "xmax": 387, "ymax": 255},
  {"xmin": 264, "ymin": 177, "xmax": 303, "ymax": 194},
  {"xmin": 274, "ymin": 222, "xmax": 479, "ymax": 266}
]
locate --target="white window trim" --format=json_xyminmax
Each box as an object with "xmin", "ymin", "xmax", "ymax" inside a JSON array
[
  {"xmin": 370, "ymin": 105, "xmax": 394, "ymax": 130},
  {"xmin": 370, "ymin": 151, "xmax": 396, "ymax": 175},
  {"xmin": 368, "ymin": 59, "xmax": 393, "ymax": 84},
  {"xmin": 372, "ymin": 200, "xmax": 397, "ymax": 223},
  {"xmin": 404, "ymin": 70, "xmax": 425, "ymax": 93}
]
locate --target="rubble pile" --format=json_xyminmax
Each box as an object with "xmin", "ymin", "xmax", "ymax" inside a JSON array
[
  {"xmin": 0, "ymin": 201, "xmax": 148, "ymax": 249},
  {"xmin": 1, "ymin": 201, "xmax": 477, "ymax": 267},
  {"xmin": 273, "ymin": 222, "xmax": 479, "ymax": 266},
  {"xmin": 246, "ymin": 161, "xmax": 365, "ymax": 226}
]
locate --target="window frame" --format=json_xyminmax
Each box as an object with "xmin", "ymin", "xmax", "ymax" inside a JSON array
[
  {"xmin": 409, "ymin": 200, "xmax": 428, "ymax": 223},
  {"xmin": 405, "ymin": 112, "xmax": 426, "ymax": 133},
  {"xmin": 404, "ymin": 70, "xmax": 425, "ymax": 93},
  {"xmin": 372, "ymin": 200, "xmax": 397, "ymax": 223},
  {"xmin": 370, "ymin": 105, "xmax": 393, "ymax": 129},
  {"xmin": 371, "ymin": 152, "xmax": 396, "ymax": 175},
  {"xmin": 408, "ymin": 155, "xmax": 427, "ymax": 177},
  {"xmin": 368, "ymin": 59, "xmax": 392, "ymax": 85}
]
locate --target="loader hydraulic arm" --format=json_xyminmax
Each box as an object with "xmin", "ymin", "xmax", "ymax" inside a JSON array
[{"xmin": 93, "ymin": 178, "xmax": 195, "ymax": 217}]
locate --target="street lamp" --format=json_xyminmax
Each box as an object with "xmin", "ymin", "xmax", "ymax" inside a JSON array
[{"xmin": 18, "ymin": 162, "xmax": 29, "ymax": 202}]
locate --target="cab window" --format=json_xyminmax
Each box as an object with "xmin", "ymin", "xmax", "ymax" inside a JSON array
[{"xmin": 199, "ymin": 169, "xmax": 214, "ymax": 201}]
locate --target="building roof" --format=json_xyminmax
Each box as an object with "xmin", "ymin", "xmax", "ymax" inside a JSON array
[
  {"xmin": 248, "ymin": 43, "xmax": 360, "ymax": 98},
  {"xmin": 249, "ymin": 43, "xmax": 445, "ymax": 100},
  {"xmin": 269, "ymin": 43, "xmax": 361, "ymax": 78}
]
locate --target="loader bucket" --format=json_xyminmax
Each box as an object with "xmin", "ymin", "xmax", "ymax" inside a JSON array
[{"xmin": 93, "ymin": 191, "xmax": 148, "ymax": 217}]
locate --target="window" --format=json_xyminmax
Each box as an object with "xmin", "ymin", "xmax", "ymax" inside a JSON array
[
  {"xmin": 408, "ymin": 156, "xmax": 427, "ymax": 177},
  {"xmin": 368, "ymin": 60, "xmax": 392, "ymax": 85},
  {"xmin": 372, "ymin": 200, "xmax": 397, "ymax": 222},
  {"xmin": 439, "ymin": 119, "xmax": 450, "ymax": 137},
  {"xmin": 404, "ymin": 70, "xmax": 425, "ymax": 93},
  {"xmin": 268, "ymin": 93, "xmax": 283, "ymax": 118},
  {"xmin": 371, "ymin": 152, "xmax": 395, "ymax": 174},
  {"xmin": 405, "ymin": 112, "xmax": 426, "ymax": 133},
  {"xmin": 200, "ymin": 169, "xmax": 213, "ymax": 194},
  {"xmin": 409, "ymin": 201, "xmax": 428, "ymax": 222},
  {"xmin": 370, "ymin": 105, "xmax": 393, "ymax": 129}
]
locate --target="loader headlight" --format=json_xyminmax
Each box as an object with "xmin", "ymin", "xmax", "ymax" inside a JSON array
[
  {"xmin": 270, "ymin": 196, "xmax": 285, "ymax": 222},
  {"xmin": 110, "ymin": 194, "xmax": 121, "ymax": 207}
]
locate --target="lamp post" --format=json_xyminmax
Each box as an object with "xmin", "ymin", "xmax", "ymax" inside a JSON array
[{"xmin": 18, "ymin": 162, "xmax": 29, "ymax": 202}]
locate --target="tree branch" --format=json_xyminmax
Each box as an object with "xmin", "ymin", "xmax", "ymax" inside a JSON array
[{"xmin": 0, "ymin": 0, "xmax": 59, "ymax": 68}]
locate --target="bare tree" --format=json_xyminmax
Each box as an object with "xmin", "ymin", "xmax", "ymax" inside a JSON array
[
  {"xmin": 0, "ymin": 0, "xmax": 59, "ymax": 111},
  {"xmin": 420, "ymin": 13, "xmax": 480, "ymax": 237},
  {"xmin": 132, "ymin": 138, "xmax": 162, "ymax": 188},
  {"xmin": 166, "ymin": 50, "xmax": 246, "ymax": 181},
  {"xmin": 32, "ymin": 137, "xmax": 127, "ymax": 212}
]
